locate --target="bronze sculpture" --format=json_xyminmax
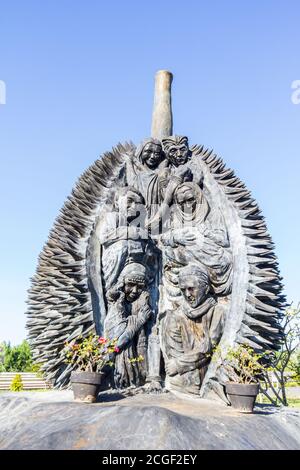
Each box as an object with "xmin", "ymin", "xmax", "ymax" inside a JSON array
[{"xmin": 26, "ymin": 71, "xmax": 284, "ymax": 402}]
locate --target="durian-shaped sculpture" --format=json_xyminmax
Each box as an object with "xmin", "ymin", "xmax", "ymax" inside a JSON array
[{"xmin": 26, "ymin": 71, "xmax": 284, "ymax": 402}]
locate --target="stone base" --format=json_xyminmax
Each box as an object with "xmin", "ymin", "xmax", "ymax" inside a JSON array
[{"xmin": 0, "ymin": 390, "xmax": 299, "ymax": 450}]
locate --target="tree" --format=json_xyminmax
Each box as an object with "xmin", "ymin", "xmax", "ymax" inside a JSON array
[
  {"xmin": 0, "ymin": 340, "xmax": 34, "ymax": 372},
  {"xmin": 260, "ymin": 302, "xmax": 300, "ymax": 406}
]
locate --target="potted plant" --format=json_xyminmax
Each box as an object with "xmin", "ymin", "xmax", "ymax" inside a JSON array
[
  {"xmin": 63, "ymin": 334, "xmax": 119, "ymax": 403},
  {"xmin": 221, "ymin": 344, "xmax": 270, "ymax": 413}
]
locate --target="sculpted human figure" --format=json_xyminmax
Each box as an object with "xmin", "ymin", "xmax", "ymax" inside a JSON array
[
  {"xmin": 161, "ymin": 182, "xmax": 232, "ymax": 305},
  {"xmin": 125, "ymin": 138, "xmax": 166, "ymax": 222},
  {"xmin": 87, "ymin": 186, "xmax": 157, "ymax": 332},
  {"xmin": 88, "ymin": 185, "xmax": 163, "ymax": 391},
  {"xmin": 104, "ymin": 262, "xmax": 153, "ymax": 388},
  {"xmin": 160, "ymin": 264, "xmax": 225, "ymax": 395},
  {"xmin": 26, "ymin": 71, "xmax": 284, "ymax": 399},
  {"xmin": 146, "ymin": 136, "xmax": 203, "ymax": 230},
  {"xmin": 89, "ymin": 186, "xmax": 149, "ymax": 290}
]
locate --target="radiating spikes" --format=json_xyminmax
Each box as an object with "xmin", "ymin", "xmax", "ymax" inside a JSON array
[
  {"xmin": 245, "ymin": 237, "xmax": 273, "ymax": 247},
  {"xmin": 238, "ymin": 324, "xmax": 275, "ymax": 346},
  {"xmin": 249, "ymin": 265, "xmax": 278, "ymax": 276},
  {"xmin": 240, "ymin": 205, "xmax": 260, "ymax": 217},
  {"xmin": 246, "ymin": 307, "xmax": 276, "ymax": 318},
  {"xmin": 248, "ymin": 283, "xmax": 280, "ymax": 300},
  {"xmin": 247, "ymin": 246, "xmax": 273, "ymax": 256},
  {"xmin": 70, "ymin": 312, "xmax": 93, "ymax": 325},
  {"xmin": 26, "ymin": 143, "xmax": 135, "ymax": 388},
  {"xmin": 229, "ymin": 191, "xmax": 251, "ymax": 201},
  {"xmin": 202, "ymin": 148, "xmax": 214, "ymax": 160},
  {"xmin": 241, "ymin": 218, "xmax": 265, "ymax": 228},
  {"xmin": 247, "ymin": 293, "xmax": 279, "ymax": 313},
  {"xmin": 219, "ymin": 176, "xmax": 241, "ymax": 186},
  {"xmin": 46, "ymin": 369, "xmax": 60, "ymax": 381},
  {"xmin": 201, "ymin": 142, "xmax": 284, "ymax": 367},
  {"xmin": 28, "ymin": 138, "xmax": 285, "ymax": 392},
  {"xmin": 55, "ymin": 363, "xmax": 73, "ymax": 384},
  {"xmin": 236, "ymin": 334, "xmax": 264, "ymax": 350},
  {"xmin": 212, "ymin": 161, "xmax": 225, "ymax": 172},
  {"xmin": 243, "ymin": 314, "xmax": 279, "ymax": 333},
  {"xmin": 216, "ymin": 168, "xmax": 235, "ymax": 180},
  {"xmin": 247, "ymin": 255, "xmax": 277, "ymax": 265},
  {"xmin": 65, "ymin": 325, "xmax": 85, "ymax": 342},
  {"xmin": 236, "ymin": 198, "xmax": 256, "ymax": 209},
  {"xmin": 249, "ymin": 274, "xmax": 280, "ymax": 284},
  {"xmin": 190, "ymin": 144, "xmax": 204, "ymax": 155}
]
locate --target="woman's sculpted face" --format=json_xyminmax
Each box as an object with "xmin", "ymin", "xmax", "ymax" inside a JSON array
[{"xmin": 141, "ymin": 142, "xmax": 162, "ymax": 169}]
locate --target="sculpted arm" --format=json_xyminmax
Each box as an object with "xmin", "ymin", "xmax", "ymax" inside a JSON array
[{"xmin": 116, "ymin": 291, "xmax": 152, "ymax": 350}]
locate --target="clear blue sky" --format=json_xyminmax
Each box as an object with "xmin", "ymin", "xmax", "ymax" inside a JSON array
[{"xmin": 0, "ymin": 1, "xmax": 299, "ymax": 344}]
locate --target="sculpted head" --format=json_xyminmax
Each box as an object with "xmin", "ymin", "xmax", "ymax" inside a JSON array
[
  {"xmin": 174, "ymin": 183, "xmax": 198, "ymax": 214},
  {"xmin": 122, "ymin": 263, "xmax": 147, "ymax": 302},
  {"xmin": 162, "ymin": 135, "xmax": 190, "ymax": 167},
  {"xmin": 174, "ymin": 182, "xmax": 209, "ymax": 224},
  {"xmin": 114, "ymin": 186, "xmax": 145, "ymax": 222},
  {"xmin": 178, "ymin": 264, "xmax": 211, "ymax": 309},
  {"xmin": 136, "ymin": 138, "xmax": 163, "ymax": 170}
]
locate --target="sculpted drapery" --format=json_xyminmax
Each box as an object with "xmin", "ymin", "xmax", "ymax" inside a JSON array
[
  {"xmin": 27, "ymin": 134, "xmax": 284, "ymax": 403},
  {"xmin": 87, "ymin": 135, "xmax": 233, "ymax": 396}
]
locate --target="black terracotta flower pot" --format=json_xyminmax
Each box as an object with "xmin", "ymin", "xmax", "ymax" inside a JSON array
[
  {"xmin": 225, "ymin": 382, "xmax": 259, "ymax": 413},
  {"xmin": 70, "ymin": 371, "xmax": 102, "ymax": 403}
]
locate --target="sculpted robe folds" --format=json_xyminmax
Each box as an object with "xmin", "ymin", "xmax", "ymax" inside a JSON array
[
  {"xmin": 27, "ymin": 132, "xmax": 284, "ymax": 402},
  {"xmin": 160, "ymin": 299, "xmax": 224, "ymax": 394}
]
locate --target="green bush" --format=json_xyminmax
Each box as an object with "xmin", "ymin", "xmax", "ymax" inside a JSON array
[
  {"xmin": 0, "ymin": 340, "xmax": 35, "ymax": 372},
  {"xmin": 10, "ymin": 374, "xmax": 24, "ymax": 392}
]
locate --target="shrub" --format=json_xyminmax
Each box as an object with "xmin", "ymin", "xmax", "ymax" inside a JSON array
[
  {"xmin": 10, "ymin": 374, "xmax": 24, "ymax": 392},
  {"xmin": 0, "ymin": 340, "xmax": 34, "ymax": 372},
  {"xmin": 213, "ymin": 344, "xmax": 270, "ymax": 384},
  {"xmin": 63, "ymin": 334, "xmax": 119, "ymax": 372}
]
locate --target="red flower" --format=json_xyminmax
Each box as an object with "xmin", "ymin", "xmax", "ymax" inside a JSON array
[
  {"xmin": 114, "ymin": 346, "xmax": 120, "ymax": 353},
  {"xmin": 98, "ymin": 337, "xmax": 107, "ymax": 344}
]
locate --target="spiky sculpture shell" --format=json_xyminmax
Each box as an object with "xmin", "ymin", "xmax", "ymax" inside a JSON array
[{"xmin": 26, "ymin": 141, "xmax": 285, "ymax": 390}]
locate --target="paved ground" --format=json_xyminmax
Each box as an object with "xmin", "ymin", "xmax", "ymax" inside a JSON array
[{"xmin": 0, "ymin": 390, "xmax": 299, "ymax": 450}]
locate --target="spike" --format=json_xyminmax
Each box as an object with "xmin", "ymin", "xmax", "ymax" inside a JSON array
[
  {"xmin": 246, "ymin": 293, "xmax": 279, "ymax": 312},
  {"xmin": 236, "ymin": 334, "xmax": 264, "ymax": 350}
]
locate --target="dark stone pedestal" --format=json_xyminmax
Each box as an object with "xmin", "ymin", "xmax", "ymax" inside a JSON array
[{"xmin": 0, "ymin": 391, "xmax": 299, "ymax": 450}]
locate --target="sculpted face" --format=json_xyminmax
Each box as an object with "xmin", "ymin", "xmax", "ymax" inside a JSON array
[
  {"xmin": 176, "ymin": 187, "xmax": 197, "ymax": 214},
  {"xmin": 166, "ymin": 142, "xmax": 189, "ymax": 167},
  {"xmin": 124, "ymin": 279, "xmax": 145, "ymax": 302},
  {"xmin": 117, "ymin": 190, "xmax": 144, "ymax": 222},
  {"xmin": 179, "ymin": 276, "xmax": 209, "ymax": 308},
  {"xmin": 141, "ymin": 142, "xmax": 162, "ymax": 169}
]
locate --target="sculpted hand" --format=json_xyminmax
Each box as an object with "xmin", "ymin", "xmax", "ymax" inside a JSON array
[
  {"xmin": 173, "ymin": 228, "xmax": 196, "ymax": 246},
  {"xmin": 204, "ymin": 228, "xmax": 227, "ymax": 246},
  {"xmin": 160, "ymin": 232, "xmax": 170, "ymax": 246},
  {"xmin": 139, "ymin": 290, "xmax": 150, "ymax": 306},
  {"xmin": 203, "ymin": 239, "xmax": 221, "ymax": 256},
  {"xmin": 165, "ymin": 359, "xmax": 179, "ymax": 377},
  {"xmin": 174, "ymin": 165, "xmax": 192, "ymax": 180}
]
